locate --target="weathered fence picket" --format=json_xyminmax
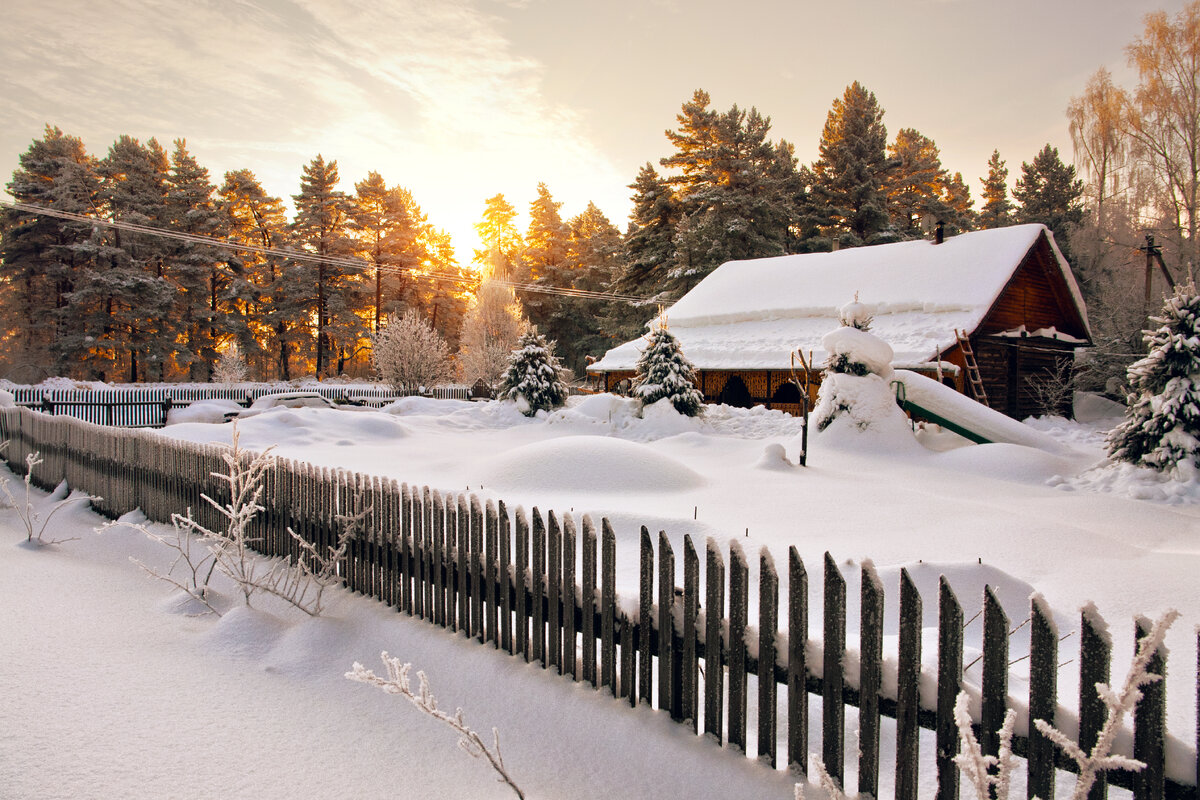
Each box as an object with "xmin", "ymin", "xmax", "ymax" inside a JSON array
[{"xmin": 1, "ymin": 406, "xmax": 1198, "ymax": 800}]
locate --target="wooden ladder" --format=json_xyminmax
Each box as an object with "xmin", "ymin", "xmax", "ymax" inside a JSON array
[{"xmin": 955, "ymin": 329, "xmax": 990, "ymax": 407}]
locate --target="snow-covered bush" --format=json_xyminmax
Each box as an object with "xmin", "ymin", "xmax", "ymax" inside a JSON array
[
  {"xmin": 498, "ymin": 328, "xmax": 568, "ymax": 417},
  {"xmin": 1108, "ymin": 283, "xmax": 1200, "ymax": 474},
  {"xmin": 348, "ymin": 653, "xmax": 525, "ymax": 799},
  {"xmin": 632, "ymin": 325, "xmax": 704, "ymax": 417},
  {"xmin": 812, "ymin": 297, "xmax": 906, "ymax": 436},
  {"xmin": 1, "ymin": 447, "xmax": 99, "ymax": 545},
  {"xmin": 212, "ymin": 344, "xmax": 249, "ymax": 385},
  {"xmin": 371, "ymin": 309, "xmax": 456, "ymax": 395}
]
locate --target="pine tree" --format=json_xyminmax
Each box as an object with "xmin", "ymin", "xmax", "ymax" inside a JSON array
[
  {"xmin": 165, "ymin": 139, "xmax": 228, "ymax": 381},
  {"xmin": 979, "ymin": 150, "xmax": 1014, "ymax": 229},
  {"xmin": 1014, "ymin": 144, "xmax": 1085, "ymax": 262},
  {"xmin": 292, "ymin": 155, "xmax": 364, "ymax": 377},
  {"xmin": 1, "ymin": 126, "xmax": 102, "ymax": 377},
  {"xmin": 473, "ymin": 193, "xmax": 523, "ymax": 280},
  {"xmin": 219, "ymin": 169, "xmax": 293, "ymax": 379},
  {"xmin": 1107, "ymin": 283, "xmax": 1200, "ymax": 473},
  {"xmin": 616, "ymin": 162, "xmax": 678, "ymax": 297},
  {"xmin": 519, "ymin": 182, "xmax": 570, "ymax": 333},
  {"xmin": 811, "ymin": 82, "xmax": 891, "ymax": 245},
  {"xmin": 419, "ymin": 228, "xmax": 472, "ymax": 351},
  {"xmin": 884, "ymin": 127, "xmax": 950, "ymax": 238},
  {"xmin": 498, "ymin": 328, "xmax": 568, "ymax": 416},
  {"xmin": 941, "ymin": 171, "xmax": 977, "ymax": 234},
  {"xmin": 632, "ymin": 323, "xmax": 704, "ymax": 416}
]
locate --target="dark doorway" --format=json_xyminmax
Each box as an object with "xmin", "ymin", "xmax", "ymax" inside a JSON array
[{"xmin": 718, "ymin": 375, "xmax": 753, "ymax": 408}]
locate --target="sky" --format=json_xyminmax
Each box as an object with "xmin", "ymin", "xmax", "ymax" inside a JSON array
[{"xmin": 0, "ymin": 0, "xmax": 1189, "ymax": 262}]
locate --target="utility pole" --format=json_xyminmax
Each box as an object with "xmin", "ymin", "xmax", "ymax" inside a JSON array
[{"xmin": 1140, "ymin": 234, "xmax": 1176, "ymax": 316}]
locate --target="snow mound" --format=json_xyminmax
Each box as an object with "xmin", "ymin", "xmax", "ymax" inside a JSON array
[
  {"xmin": 478, "ymin": 436, "xmax": 706, "ymax": 494},
  {"xmin": 932, "ymin": 442, "xmax": 1081, "ymax": 485},
  {"xmin": 335, "ymin": 413, "xmax": 409, "ymax": 441},
  {"xmin": 0, "ymin": 389, "xmax": 14, "ymax": 408},
  {"xmin": 822, "ymin": 325, "xmax": 894, "ymax": 376},
  {"xmin": 1053, "ymin": 460, "xmax": 1200, "ymax": 504},
  {"xmin": 754, "ymin": 443, "xmax": 795, "ymax": 470},
  {"xmin": 166, "ymin": 398, "xmax": 242, "ymax": 425},
  {"xmin": 812, "ymin": 373, "xmax": 923, "ymax": 455},
  {"xmin": 381, "ymin": 396, "xmax": 476, "ymax": 416}
]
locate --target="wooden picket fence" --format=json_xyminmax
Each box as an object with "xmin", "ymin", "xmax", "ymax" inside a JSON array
[
  {"xmin": 7, "ymin": 383, "xmax": 472, "ymax": 427},
  {"xmin": 0, "ymin": 405, "xmax": 1195, "ymax": 799}
]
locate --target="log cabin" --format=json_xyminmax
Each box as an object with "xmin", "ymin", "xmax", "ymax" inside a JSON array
[{"xmin": 587, "ymin": 224, "xmax": 1091, "ymax": 419}]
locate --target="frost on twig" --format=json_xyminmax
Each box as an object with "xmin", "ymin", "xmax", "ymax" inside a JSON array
[
  {"xmin": 347, "ymin": 652, "xmax": 525, "ymax": 799},
  {"xmin": 792, "ymin": 758, "xmax": 848, "ymax": 800},
  {"xmin": 954, "ymin": 609, "xmax": 1179, "ymax": 800},
  {"xmin": 1, "ymin": 449, "xmax": 99, "ymax": 545},
  {"xmin": 115, "ymin": 426, "xmax": 361, "ymax": 616}
]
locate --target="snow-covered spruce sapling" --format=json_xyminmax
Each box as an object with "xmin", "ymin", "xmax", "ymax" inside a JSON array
[
  {"xmin": 632, "ymin": 322, "xmax": 704, "ymax": 416},
  {"xmin": 1, "ymin": 449, "xmax": 99, "ymax": 545},
  {"xmin": 812, "ymin": 296, "xmax": 897, "ymax": 432},
  {"xmin": 498, "ymin": 328, "xmax": 568, "ymax": 417},
  {"xmin": 1108, "ymin": 282, "xmax": 1200, "ymax": 475},
  {"xmin": 347, "ymin": 653, "xmax": 525, "ymax": 799},
  {"xmin": 953, "ymin": 608, "xmax": 1177, "ymax": 800}
]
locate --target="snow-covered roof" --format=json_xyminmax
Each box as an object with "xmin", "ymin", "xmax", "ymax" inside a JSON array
[{"xmin": 591, "ymin": 224, "xmax": 1088, "ymax": 372}]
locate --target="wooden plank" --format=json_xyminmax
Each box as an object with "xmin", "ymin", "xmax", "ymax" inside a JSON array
[
  {"xmin": 682, "ymin": 535, "xmax": 699, "ymax": 733},
  {"xmin": 859, "ymin": 560, "xmax": 884, "ymax": 798},
  {"xmin": 486, "ymin": 499, "xmax": 499, "ymax": 647},
  {"xmin": 620, "ymin": 611, "xmax": 636, "ymax": 706},
  {"xmin": 937, "ymin": 576, "xmax": 964, "ymax": 800},
  {"xmin": 499, "ymin": 500, "xmax": 512, "ymax": 655},
  {"xmin": 548, "ymin": 511, "xmax": 562, "ymax": 673},
  {"xmin": 704, "ymin": 538, "xmax": 726, "ymax": 743},
  {"xmin": 1028, "ymin": 594, "xmax": 1059, "ymax": 800},
  {"xmin": 400, "ymin": 483, "xmax": 412, "ymax": 615},
  {"xmin": 823, "ymin": 552, "xmax": 846, "ymax": 787},
  {"xmin": 471, "ymin": 496, "xmax": 484, "ymax": 643},
  {"xmin": 433, "ymin": 491, "xmax": 445, "ymax": 626},
  {"xmin": 787, "ymin": 547, "xmax": 808, "ymax": 773},
  {"xmin": 981, "ymin": 585, "xmax": 1010, "ymax": 760},
  {"xmin": 457, "ymin": 495, "xmax": 470, "ymax": 634},
  {"xmin": 1134, "ymin": 617, "xmax": 1166, "ymax": 800},
  {"xmin": 658, "ymin": 530, "xmax": 676, "ymax": 716},
  {"xmin": 896, "ymin": 567, "xmax": 922, "ymax": 800},
  {"xmin": 562, "ymin": 514, "xmax": 577, "ymax": 680},
  {"xmin": 728, "ymin": 540, "xmax": 749, "ymax": 753},
  {"xmin": 601, "ymin": 519, "xmax": 617, "ymax": 695},
  {"xmin": 757, "ymin": 547, "xmax": 778, "ymax": 767},
  {"xmin": 581, "ymin": 516, "xmax": 598, "ymax": 686},
  {"xmin": 515, "ymin": 507, "xmax": 530, "ymax": 661},
  {"xmin": 532, "ymin": 508, "xmax": 547, "ymax": 666},
  {"xmin": 423, "ymin": 487, "xmax": 434, "ymax": 620},
  {"xmin": 639, "ymin": 526, "xmax": 653, "ymax": 707}
]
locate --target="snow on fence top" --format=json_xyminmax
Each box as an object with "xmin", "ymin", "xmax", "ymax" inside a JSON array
[{"xmin": 591, "ymin": 224, "xmax": 1086, "ymax": 372}]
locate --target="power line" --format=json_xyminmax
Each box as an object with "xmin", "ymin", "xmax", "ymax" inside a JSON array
[{"xmin": 0, "ymin": 200, "xmax": 650, "ymax": 305}]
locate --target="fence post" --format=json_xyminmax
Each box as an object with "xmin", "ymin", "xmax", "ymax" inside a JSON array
[
  {"xmin": 562, "ymin": 514, "xmax": 577, "ymax": 679},
  {"xmin": 582, "ymin": 516, "xmax": 598, "ymax": 686},
  {"xmin": 788, "ymin": 546, "xmax": 808, "ymax": 773},
  {"xmin": 757, "ymin": 547, "xmax": 778, "ymax": 767},
  {"xmin": 638, "ymin": 527, "xmax": 653, "ymax": 707},
  {"xmin": 896, "ymin": 568, "xmax": 922, "ymax": 800},
  {"xmin": 658, "ymin": 531, "xmax": 676, "ymax": 717},
  {"xmin": 823, "ymin": 552, "xmax": 846, "ymax": 787},
  {"xmin": 728, "ymin": 540, "xmax": 749, "ymax": 753},
  {"xmin": 515, "ymin": 507, "xmax": 530, "ymax": 661},
  {"xmin": 859, "ymin": 560, "xmax": 884, "ymax": 798},
  {"xmin": 704, "ymin": 538, "xmax": 726, "ymax": 743},
  {"xmin": 548, "ymin": 512, "xmax": 562, "ymax": 673},
  {"xmin": 1028, "ymin": 594, "xmax": 1059, "ymax": 800},
  {"xmin": 1134, "ymin": 616, "xmax": 1167, "ymax": 800},
  {"xmin": 682, "ymin": 535, "xmax": 699, "ymax": 733},
  {"xmin": 471, "ymin": 496, "xmax": 484, "ymax": 643},
  {"xmin": 936, "ymin": 576, "xmax": 963, "ymax": 800},
  {"xmin": 601, "ymin": 519, "xmax": 617, "ymax": 694},
  {"xmin": 487, "ymin": 500, "xmax": 499, "ymax": 648},
  {"xmin": 499, "ymin": 500, "xmax": 513, "ymax": 655},
  {"xmin": 532, "ymin": 508, "xmax": 547, "ymax": 665},
  {"xmin": 982, "ymin": 585, "xmax": 1009, "ymax": 762}
]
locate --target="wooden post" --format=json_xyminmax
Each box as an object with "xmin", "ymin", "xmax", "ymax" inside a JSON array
[
  {"xmin": 937, "ymin": 576, "xmax": 963, "ymax": 800},
  {"xmin": 823, "ymin": 552, "xmax": 846, "ymax": 786},
  {"xmin": 658, "ymin": 531, "xmax": 676, "ymax": 716},
  {"xmin": 1078, "ymin": 605, "xmax": 1111, "ymax": 800},
  {"xmin": 638, "ymin": 526, "xmax": 654, "ymax": 706},
  {"xmin": 499, "ymin": 500, "xmax": 513, "ymax": 655},
  {"xmin": 562, "ymin": 514, "xmax": 577, "ymax": 680},
  {"xmin": 457, "ymin": 495, "xmax": 470, "ymax": 634},
  {"xmin": 532, "ymin": 508, "xmax": 547, "ymax": 666},
  {"xmin": 787, "ymin": 547, "xmax": 808, "ymax": 773},
  {"xmin": 757, "ymin": 547, "xmax": 778, "ymax": 767},
  {"xmin": 601, "ymin": 519, "xmax": 616, "ymax": 694},
  {"xmin": 1028, "ymin": 594, "xmax": 1059, "ymax": 800},
  {"xmin": 548, "ymin": 511, "xmax": 562, "ymax": 673},
  {"xmin": 515, "ymin": 507, "xmax": 530, "ymax": 661},
  {"xmin": 859, "ymin": 560, "xmax": 884, "ymax": 798},
  {"xmin": 896, "ymin": 568, "xmax": 922, "ymax": 800},
  {"xmin": 982, "ymin": 586, "xmax": 1009, "ymax": 761},
  {"xmin": 486, "ymin": 499, "xmax": 499, "ymax": 647},
  {"xmin": 620, "ymin": 612, "xmax": 636, "ymax": 706},
  {"xmin": 1134, "ymin": 617, "xmax": 1167, "ymax": 800},
  {"xmin": 728, "ymin": 540, "xmax": 749, "ymax": 753},
  {"xmin": 682, "ymin": 535, "xmax": 699, "ymax": 732},
  {"xmin": 582, "ymin": 516, "xmax": 598, "ymax": 686},
  {"xmin": 704, "ymin": 538, "xmax": 726, "ymax": 743},
  {"xmin": 471, "ymin": 496, "xmax": 484, "ymax": 643}
]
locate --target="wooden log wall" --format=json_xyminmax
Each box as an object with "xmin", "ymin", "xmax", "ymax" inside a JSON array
[{"xmin": 0, "ymin": 405, "xmax": 1196, "ymax": 799}]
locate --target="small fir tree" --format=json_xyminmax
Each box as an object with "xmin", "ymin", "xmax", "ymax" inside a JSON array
[
  {"xmin": 824, "ymin": 295, "xmax": 874, "ymax": 375},
  {"xmin": 1107, "ymin": 283, "xmax": 1200, "ymax": 473},
  {"xmin": 632, "ymin": 323, "xmax": 704, "ymax": 416},
  {"xmin": 499, "ymin": 328, "xmax": 568, "ymax": 416}
]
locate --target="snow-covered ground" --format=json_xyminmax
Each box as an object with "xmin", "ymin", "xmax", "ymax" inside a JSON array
[{"xmin": 3, "ymin": 391, "xmax": 1198, "ymax": 798}]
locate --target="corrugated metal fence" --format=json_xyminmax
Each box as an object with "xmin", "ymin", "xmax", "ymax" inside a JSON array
[{"xmin": 0, "ymin": 406, "xmax": 1194, "ymax": 799}]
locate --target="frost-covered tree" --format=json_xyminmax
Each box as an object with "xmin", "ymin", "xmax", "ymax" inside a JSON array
[
  {"xmin": 212, "ymin": 344, "xmax": 249, "ymax": 385},
  {"xmin": 813, "ymin": 298, "xmax": 906, "ymax": 434},
  {"xmin": 823, "ymin": 297, "xmax": 876, "ymax": 375},
  {"xmin": 633, "ymin": 324, "xmax": 703, "ymax": 416},
  {"xmin": 498, "ymin": 328, "xmax": 567, "ymax": 416},
  {"xmin": 1107, "ymin": 283, "xmax": 1200, "ymax": 473},
  {"xmin": 371, "ymin": 309, "xmax": 456, "ymax": 395},
  {"xmin": 458, "ymin": 279, "xmax": 526, "ymax": 390}
]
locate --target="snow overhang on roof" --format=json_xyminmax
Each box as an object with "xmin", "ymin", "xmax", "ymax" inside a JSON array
[{"xmin": 590, "ymin": 224, "xmax": 1087, "ymax": 373}]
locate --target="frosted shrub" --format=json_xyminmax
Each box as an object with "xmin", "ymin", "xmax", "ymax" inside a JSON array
[
  {"xmin": 371, "ymin": 309, "xmax": 456, "ymax": 395},
  {"xmin": 499, "ymin": 328, "xmax": 567, "ymax": 416},
  {"xmin": 1, "ymin": 446, "xmax": 99, "ymax": 545},
  {"xmin": 348, "ymin": 652, "xmax": 525, "ymax": 799},
  {"xmin": 632, "ymin": 324, "xmax": 704, "ymax": 416},
  {"xmin": 212, "ymin": 344, "xmax": 249, "ymax": 385}
]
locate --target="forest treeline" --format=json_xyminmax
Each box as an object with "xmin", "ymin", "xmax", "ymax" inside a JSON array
[{"xmin": 2, "ymin": 2, "xmax": 1195, "ymax": 387}]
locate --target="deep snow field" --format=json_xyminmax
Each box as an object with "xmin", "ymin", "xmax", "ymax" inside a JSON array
[{"xmin": 4, "ymin": 390, "xmax": 1199, "ymax": 798}]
